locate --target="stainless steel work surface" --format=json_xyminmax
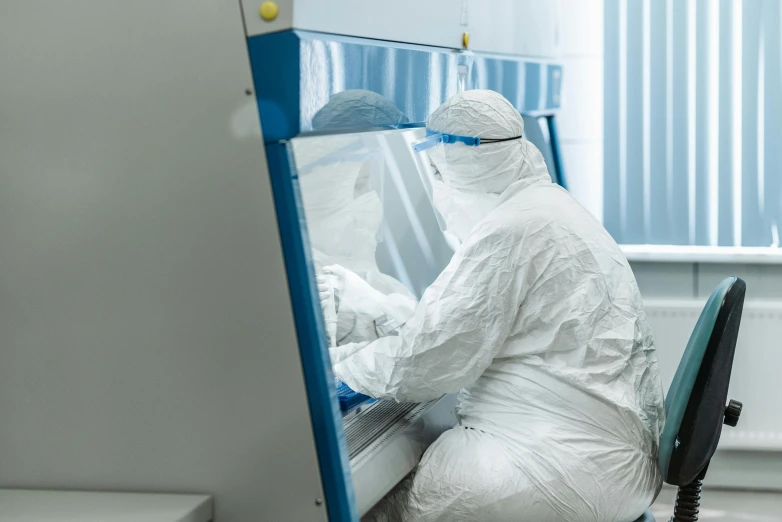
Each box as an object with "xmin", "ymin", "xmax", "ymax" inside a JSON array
[{"xmin": 0, "ymin": 490, "xmax": 212, "ymax": 522}]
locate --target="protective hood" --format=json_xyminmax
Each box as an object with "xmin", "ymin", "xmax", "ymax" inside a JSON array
[
  {"xmin": 427, "ymin": 90, "xmax": 531, "ymax": 193},
  {"xmin": 424, "ymin": 90, "xmax": 551, "ymax": 240}
]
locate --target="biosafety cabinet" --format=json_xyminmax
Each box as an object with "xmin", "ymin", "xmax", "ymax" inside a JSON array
[{"xmin": 0, "ymin": 1, "xmax": 563, "ymax": 520}]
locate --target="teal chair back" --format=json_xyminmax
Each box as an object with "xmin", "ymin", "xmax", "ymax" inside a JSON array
[
  {"xmin": 657, "ymin": 276, "xmax": 745, "ymax": 485},
  {"xmin": 635, "ymin": 277, "xmax": 745, "ymax": 522}
]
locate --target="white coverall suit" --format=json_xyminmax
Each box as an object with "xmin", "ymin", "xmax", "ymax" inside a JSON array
[{"xmin": 328, "ymin": 90, "xmax": 665, "ymax": 521}]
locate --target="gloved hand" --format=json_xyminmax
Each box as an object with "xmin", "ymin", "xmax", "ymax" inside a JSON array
[
  {"xmin": 317, "ymin": 273, "xmax": 340, "ymax": 348},
  {"xmin": 319, "ymin": 265, "xmax": 389, "ymax": 344}
]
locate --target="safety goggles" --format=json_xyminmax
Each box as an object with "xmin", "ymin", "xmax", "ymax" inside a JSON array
[{"xmin": 412, "ymin": 129, "xmax": 522, "ymax": 152}]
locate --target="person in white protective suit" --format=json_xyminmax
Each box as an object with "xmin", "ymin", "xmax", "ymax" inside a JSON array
[
  {"xmin": 297, "ymin": 90, "xmax": 417, "ymax": 344},
  {"xmin": 322, "ymin": 90, "xmax": 666, "ymax": 521}
]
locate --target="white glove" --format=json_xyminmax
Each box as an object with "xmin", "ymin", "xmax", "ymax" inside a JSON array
[
  {"xmin": 320, "ymin": 265, "xmax": 389, "ymax": 344},
  {"xmin": 317, "ymin": 274, "xmax": 339, "ymax": 348}
]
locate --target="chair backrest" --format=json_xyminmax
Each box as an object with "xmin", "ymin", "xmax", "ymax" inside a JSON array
[{"xmin": 658, "ymin": 277, "xmax": 746, "ymax": 485}]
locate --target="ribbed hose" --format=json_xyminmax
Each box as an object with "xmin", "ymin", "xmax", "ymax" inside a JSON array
[{"xmin": 671, "ymin": 479, "xmax": 703, "ymax": 522}]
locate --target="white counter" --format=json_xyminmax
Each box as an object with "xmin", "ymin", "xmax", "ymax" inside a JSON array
[{"xmin": 0, "ymin": 490, "xmax": 212, "ymax": 522}]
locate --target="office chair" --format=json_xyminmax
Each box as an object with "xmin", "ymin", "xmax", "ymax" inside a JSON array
[{"xmin": 634, "ymin": 276, "xmax": 746, "ymax": 522}]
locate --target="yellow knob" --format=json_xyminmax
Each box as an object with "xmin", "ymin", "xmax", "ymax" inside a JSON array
[
  {"xmin": 462, "ymin": 32, "xmax": 470, "ymax": 49},
  {"xmin": 260, "ymin": 1, "xmax": 279, "ymax": 21}
]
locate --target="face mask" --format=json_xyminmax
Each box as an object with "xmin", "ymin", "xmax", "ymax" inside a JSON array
[
  {"xmin": 427, "ymin": 140, "xmax": 524, "ymax": 194},
  {"xmin": 431, "ymin": 179, "xmax": 501, "ymax": 241}
]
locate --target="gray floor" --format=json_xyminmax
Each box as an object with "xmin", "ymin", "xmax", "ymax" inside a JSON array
[{"xmin": 650, "ymin": 487, "xmax": 782, "ymax": 521}]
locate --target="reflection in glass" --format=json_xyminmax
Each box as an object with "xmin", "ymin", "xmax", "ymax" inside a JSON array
[
  {"xmin": 291, "ymin": 128, "xmax": 452, "ymax": 304},
  {"xmin": 291, "ymin": 115, "xmax": 563, "ymax": 414},
  {"xmin": 311, "ymin": 89, "xmax": 409, "ymax": 132}
]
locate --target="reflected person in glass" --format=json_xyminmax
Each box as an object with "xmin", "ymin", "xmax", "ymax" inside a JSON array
[{"xmin": 295, "ymin": 90, "xmax": 416, "ymax": 347}]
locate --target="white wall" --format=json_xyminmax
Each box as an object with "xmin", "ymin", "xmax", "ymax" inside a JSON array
[
  {"xmin": 631, "ymin": 259, "xmax": 782, "ymax": 490},
  {"xmin": 557, "ymin": 0, "xmax": 604, "ymax": 221},
  {"xmin": 245, "ymin": 0, "xmax": 561, "ymax": 59}
]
